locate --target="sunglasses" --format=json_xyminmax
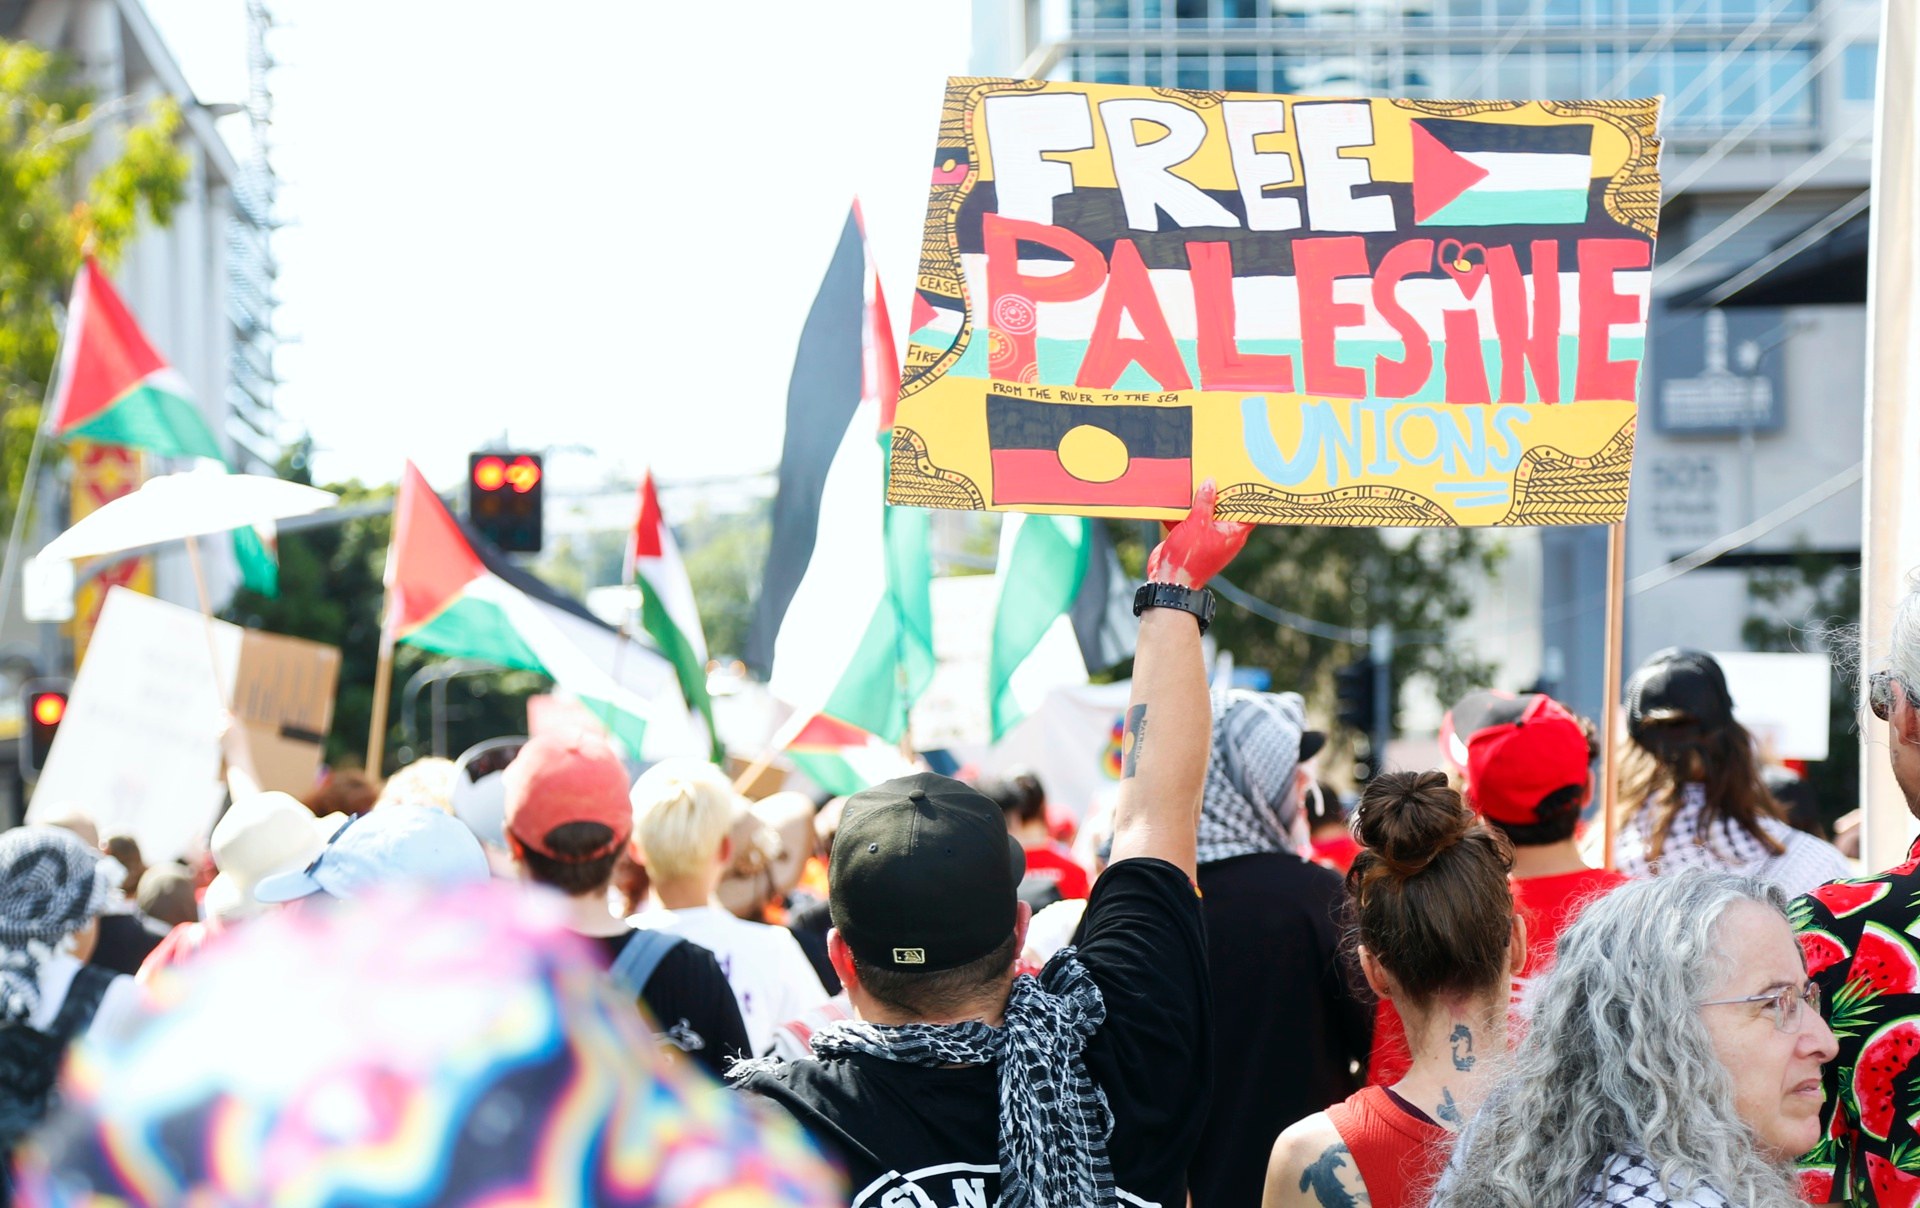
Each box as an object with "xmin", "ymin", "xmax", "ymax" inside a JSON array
[
  {"xmin": 1870, "ymin": 671, "xmax": 1920, "ymax": 722},
  {"xmin": 1700, "ymin": 981, "xmax": 1822, "ymax": 1034}
]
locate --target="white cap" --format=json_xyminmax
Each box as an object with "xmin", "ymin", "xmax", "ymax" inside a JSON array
[{"xmin": 253, "ymin": 805, "xmax": 490, "ymax": 903}]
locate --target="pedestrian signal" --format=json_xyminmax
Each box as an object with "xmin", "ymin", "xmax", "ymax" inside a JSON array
[
  {"xmin": 467, "ymin": 452, "xmax": 544, "ymax": 553},
  {"xmin": 20, "ymin": 678, "xmax": 70, "ymax": 779}
]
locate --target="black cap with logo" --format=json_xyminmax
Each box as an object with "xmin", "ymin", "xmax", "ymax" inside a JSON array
[{"xmin": 829, "ymin": 772, "xmax": 1026, "ymax": 973}]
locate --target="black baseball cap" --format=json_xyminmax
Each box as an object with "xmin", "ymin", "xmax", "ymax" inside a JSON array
[
  {"xmin": 1626, "ymin": 647, "xmax": 1736, "ymax": 741},
  {"xmin": 830, "ymin": 772, "xmax": 1025, "ymax": 973}
]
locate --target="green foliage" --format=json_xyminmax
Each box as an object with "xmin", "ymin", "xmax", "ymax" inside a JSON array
[
  {"xmin": 1743, "ymin": 551, "xmax": 1862, "ymax": 832},
  {"xmin": 0, "ymin": 39, "xmax": 189, "ymax": 523},
  {"xmin": 1114, "ymin": 518, "xmax": 1503, "ymax": 733},
  {"xmin": 223, "ymin": 447, "xmax": 547, "ymax": 774}
]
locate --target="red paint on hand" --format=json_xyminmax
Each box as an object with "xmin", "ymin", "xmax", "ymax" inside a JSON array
[{"xmin": 1146, "ymin": 480, "xmax": 1251, "ymax": 588}]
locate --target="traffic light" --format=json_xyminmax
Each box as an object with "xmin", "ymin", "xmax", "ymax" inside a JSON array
[
  {"xmin": 20, "ymin": 678, "xmax": 70, "ymax": 779},
  {"xmin": 467, "ymin": 452, "xmax": 544, "ymax": 552},
  {"xmin": 1333, "ymin": 658, "xmax": 1374, "ymax": 733}
]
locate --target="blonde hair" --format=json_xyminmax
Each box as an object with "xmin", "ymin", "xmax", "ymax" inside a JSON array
[{"xmin": 630, "ymin": 759, "xmax": 740, "ymax": 880}]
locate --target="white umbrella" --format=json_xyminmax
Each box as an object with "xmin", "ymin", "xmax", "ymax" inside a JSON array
[{"xmin": 39, "ymin": 471, "xmax": 339, "ymax": 563}]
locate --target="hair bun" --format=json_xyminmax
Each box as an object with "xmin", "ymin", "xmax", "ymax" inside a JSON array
[{"xmin": 1353, "ymin": 770, "xmax": 1476, "ymax": 880}]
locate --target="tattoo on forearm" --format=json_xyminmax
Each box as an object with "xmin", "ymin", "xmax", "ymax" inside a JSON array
[
  {"xmin": 1300, "ymin": 1142, "xmax": 1365, "ymax": 1208},
  {"xmin": 1435, "ymin": 1086, "xmax": 1461, "ymax": 1126},
  {"xmin": 1121, "ymin": 704, "xmax": 1149, "ymax": 779},
  {"xmin": 1450, "ymin": 1024, "xmax": 1475, "ymax": 1072}
]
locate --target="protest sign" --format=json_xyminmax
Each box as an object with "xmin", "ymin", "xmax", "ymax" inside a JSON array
[
  {"xmin": 29, "ymin": 588, "xmax": 340, "ymax": 859},
  {"xmin": 891, "ymin": 79, "xmax": 1662, "ymax": 526}
]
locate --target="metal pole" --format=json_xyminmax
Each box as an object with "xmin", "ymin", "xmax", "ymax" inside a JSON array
[
  {"xmin": 431, "ymin": 672, "xmax": 448, "ymax": 757},
  {"xmin": 1369, "ymin": 621, "xmax": 1394, "ymax": 776}
]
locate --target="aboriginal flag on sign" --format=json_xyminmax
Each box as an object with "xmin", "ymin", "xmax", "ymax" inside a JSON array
[{"xmin": 986, "ymin": 395, "xmax": 1194, "ymax": 509}]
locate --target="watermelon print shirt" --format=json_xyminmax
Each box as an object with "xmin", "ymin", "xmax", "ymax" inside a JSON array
[{"xmin": 1793, "ymin": 840, "xmax": 1920, "ymax": 1206}]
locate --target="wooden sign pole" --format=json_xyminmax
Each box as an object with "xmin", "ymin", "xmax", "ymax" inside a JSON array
[{"xmin": 1600, "ymin": 520, "xmax": 1628, "ymax": 870}]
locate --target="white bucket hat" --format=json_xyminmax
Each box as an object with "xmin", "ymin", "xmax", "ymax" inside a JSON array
[{"xmin": 206, "ymin": 792, "xmax": 344, "ymax": 922}]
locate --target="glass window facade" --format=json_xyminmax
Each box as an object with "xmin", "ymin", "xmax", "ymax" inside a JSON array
[{"xmin": 1059, "ymin": 0, "xmax": 1823, "ymax": 143}]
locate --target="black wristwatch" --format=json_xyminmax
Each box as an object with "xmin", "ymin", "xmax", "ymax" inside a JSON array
[{"xmin": 1134, "ymin": 582, "xmax": 1215, "ymax": 634}]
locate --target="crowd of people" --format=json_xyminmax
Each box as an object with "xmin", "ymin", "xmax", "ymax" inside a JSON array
[{"xmin": 0, "ymin": 488, "xmax": 1906, "ymax": 1207}]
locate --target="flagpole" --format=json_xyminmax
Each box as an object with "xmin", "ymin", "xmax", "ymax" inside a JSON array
[
  {"xmin": 0, "ymin": 292, "xmax": 72, "ymax": 634},
  {"xmin": 367, "ymin": 621, "xmax": 396, "ymax": 777},
  {"xmin": 0, "ymin": 415, "xmax": 55, "ymax": 633}
]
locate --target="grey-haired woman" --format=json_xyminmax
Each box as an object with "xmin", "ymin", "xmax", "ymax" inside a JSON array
[{"xmin": 1433, "ymin": 870, "xmax": 1837, "ymax": 1208}]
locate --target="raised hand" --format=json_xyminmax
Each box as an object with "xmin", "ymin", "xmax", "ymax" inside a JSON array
[{"xmin": 1146, "ymin": 480, "xmax": 1253, "ymax": 589}]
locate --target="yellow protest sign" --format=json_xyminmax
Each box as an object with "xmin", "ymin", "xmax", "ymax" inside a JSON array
[{"xmin": 890, "ymin": 78, "xmax": 1662, "ymax": 526}]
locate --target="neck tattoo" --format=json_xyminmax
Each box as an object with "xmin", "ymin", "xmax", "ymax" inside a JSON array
[
  {"xmin": 1449, "ymin": 1023, "xmax": 1476, "ymax": 1072},
  {"xmin": 1435, "ymin": 1086, "xmax": 1461, "ymax": 1126}
]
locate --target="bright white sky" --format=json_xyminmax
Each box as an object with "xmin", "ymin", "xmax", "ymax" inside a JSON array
[{"xmin": 144, "ymin": 0, "xmax": 972, "ymax": 494}]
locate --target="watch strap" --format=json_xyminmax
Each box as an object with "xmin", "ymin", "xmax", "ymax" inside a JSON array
[{"xmin": 1133, "ymin": 582, "xmax": 1215, "ymax": 634}]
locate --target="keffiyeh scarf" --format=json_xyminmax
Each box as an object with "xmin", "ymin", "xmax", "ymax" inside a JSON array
[
  {"xmin": 1615, "ymin": 783, "xmax": 1784, "ymax": 879},
  {"xmin": 1577, "ymin": 1151, "xmax": 1732, "ymax": 1207},
  {"xmin": 0, "ymin": 827, "xmax": 111, "ymax": 1024},
  {"xmin": 808, "ymin": 947, "xmax": 1111, "ymax": 1208},
  {"xmin": 1197, "ymin": 688, "xmax": 1311, "ymax": 865}
]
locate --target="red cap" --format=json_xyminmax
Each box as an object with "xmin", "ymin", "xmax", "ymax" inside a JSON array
[
  {"xmin": 502, "ymin": 732, "xmax": 633, "ymax": 860},
  {"xmin": 1464, "ymin": 695, "xmax": 1592, "ymax": 826}
]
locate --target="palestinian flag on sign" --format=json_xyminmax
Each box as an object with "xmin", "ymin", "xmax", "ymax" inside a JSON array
[
  {"xmin": 46, "ymin": 256, "xmax": 278, "ymax": 595},
  {"xmin": 626, "ymin": 469, "xmax": 722, "ymax": 763},
  {"xmin": 1411, "ymin": 118, "xmax": 1594, "ymax": 226},
  {"xmin": 386, "ymin": 462, "xmax": 702, "ymax": 762}
]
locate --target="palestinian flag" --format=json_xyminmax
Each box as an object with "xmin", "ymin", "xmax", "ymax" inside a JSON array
[
  {"xmin": 46, "ymin": 256, "xmax": 277, "ymax": 595},
  {"xmin": 749, "ymin": 204, "xmax": 934, "ymax": 768},
  {"xmin": 1411, "ymin": 118, "xmax": 1593, "ymax": 226},
  {"xmin": 626, "ymin": 469, "xmax": 722, "ymax": 763},
  {"xmin": 781, "ymin": 712, "xmax": 917, "ymax": 798},
  {"xmin": 988, "ymin": 514, "xmax": 1140, "ymax": 742},
  {"xmin": 386, "ymin": 462, "xmax": 700, "ymax": 762}
]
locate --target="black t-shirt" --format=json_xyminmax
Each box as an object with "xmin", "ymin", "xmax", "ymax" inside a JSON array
[
  {"xmin": 1188, "ymin": 850, "xmax": 1372, "ymax": 1208},
  {"xmin": 737, "ymin": 857, "xmax": 1211, "ymax": 1208},
  {"xmin": 590, "ymin": 931, "xmax": 751, "ymax": 1080}
]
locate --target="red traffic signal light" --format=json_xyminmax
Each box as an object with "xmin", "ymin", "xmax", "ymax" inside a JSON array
[
  {"xmin": 20, "ymin": 678, "xmax": 71, "ymax": 779},
  {"xmin": 466, "ymin": 452, "xmax": 544, "ymax": 553},
  {"xmin": 472, "ymin": 456, "xmax": 507, "ymax": 492}
]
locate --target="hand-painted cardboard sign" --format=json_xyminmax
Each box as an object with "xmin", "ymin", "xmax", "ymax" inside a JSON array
[{"xmin": 889, "ymin": 78, "xmax": 1663, "ymax": 527}]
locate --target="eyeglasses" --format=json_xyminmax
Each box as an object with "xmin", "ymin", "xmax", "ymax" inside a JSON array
[
  {"xmin": 1870, "ymin": 671, "xmax": 1920, "ymax": 722},
  {"xmin": 1700, "ymin": 981, "xmax": 1821, "ymax": 1033}
]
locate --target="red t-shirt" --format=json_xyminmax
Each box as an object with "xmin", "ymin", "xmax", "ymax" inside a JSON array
[
  {"xmin": 1022, "ymin": 844, "xmax": 1092, "ymax": 900},
  {"xmin": 1367, "ymin": 866, "xmax": 1627, "ymax": 1085},
  {"xmin": 1312, "ymin": 834, "xmax": 1362, "ymax": 874}
]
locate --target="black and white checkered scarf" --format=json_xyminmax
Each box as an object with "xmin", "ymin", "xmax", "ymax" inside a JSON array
[
  {"xmin": 1197, "ymin": 688, "xmax": 1311, "ymax": 865},
  {"xmin": 809, "ymin": 947, "xmax": 1111, "ymax": 1208},
  {"xmin": 0, "ymin": 826, "xmax": 112, "ymax": 1024}
]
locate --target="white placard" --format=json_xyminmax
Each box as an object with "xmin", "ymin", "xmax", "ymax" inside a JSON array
[
  {"xmin": 1711, "ymin": 650, "xmax": 1833, "ymax": 761},
  {"xmin": 28, "ymin": 589, "xmax": 242, "ymax": 860}
]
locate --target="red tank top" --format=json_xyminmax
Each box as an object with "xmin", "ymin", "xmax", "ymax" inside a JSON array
[{"xmin": 1323, "ymin": 1086, "xmax": 1452, "ymax": 1208}]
